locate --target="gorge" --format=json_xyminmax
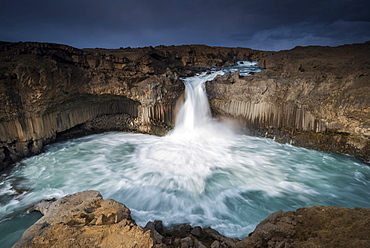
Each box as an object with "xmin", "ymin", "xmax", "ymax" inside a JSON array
[
  {"xmin": 1, "ymin": 41, "xmax": 369, "ymax": 168},
  {"xmin": 0, "ymin": 41, "xmax": 370, "ymax": 247}
]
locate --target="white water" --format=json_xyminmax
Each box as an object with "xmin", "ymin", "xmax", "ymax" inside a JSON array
[{"xmin": 1, "ymin": 62, "xmax": 370, "ymax": 247}]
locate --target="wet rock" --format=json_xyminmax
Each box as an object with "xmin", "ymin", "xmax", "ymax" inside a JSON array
[
  {"xmin": 145, "ymin": 221, "xmax": 164, "ymax": 244},
  {"xmin": 154, "ymin": 220, "xmax": 164, "ymax": 234},
  {"xmin": 190, "ymin": 226, "xmax": 203, "ymax": 238}
]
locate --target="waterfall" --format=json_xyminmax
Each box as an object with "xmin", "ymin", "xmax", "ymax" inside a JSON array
[
  {"xmin": 173, "ymin": 71, "xmax": 224, "ymax": 132},
  {"xmin": 3, "ymin": 62, "xmax": 369, "ymax": 247}
]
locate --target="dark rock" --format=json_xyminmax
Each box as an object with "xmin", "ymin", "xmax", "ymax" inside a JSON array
[
  {"xmin": 190, "ymin": 226, "xmax": 203, "ymax": 238},
  {"xmin": 236, "ymin": 206, "xmax": 370, "ymax": 248},
  {"xmin": 145, "ymin": 221, "xmax": 164, "ymax": 244},
  {"xmin": 154, "ymin": 220, "xmax": 164, "ymax": 234}
]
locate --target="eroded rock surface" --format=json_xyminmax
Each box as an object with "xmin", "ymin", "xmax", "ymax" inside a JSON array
[
  {"xmin": 15, "ymin": 191, "xmax": 370, "ymax": 248},
  {"xmin": 14, "ymin": 191, "xmax": 155, "ymax": 248}
]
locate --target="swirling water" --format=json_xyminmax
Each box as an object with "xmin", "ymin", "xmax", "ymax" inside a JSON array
[{"xmin": 1, "ymin": 62, "xmax": 370, "ymax": 247}]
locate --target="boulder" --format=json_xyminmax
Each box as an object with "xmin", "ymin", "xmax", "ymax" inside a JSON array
[{"xmin": 14, "ymin": 191, "xmax": 155, "ymax": 248}]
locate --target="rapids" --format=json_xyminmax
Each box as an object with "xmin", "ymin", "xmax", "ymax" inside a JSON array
[{"xmin": 1, "ymin": 62, "xmax": 370, "ymax": 247}]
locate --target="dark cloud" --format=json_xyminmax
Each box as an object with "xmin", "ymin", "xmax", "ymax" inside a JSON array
[{"xmin": 0, "ymin": 0, "xmax": 369, "ymax": 50}]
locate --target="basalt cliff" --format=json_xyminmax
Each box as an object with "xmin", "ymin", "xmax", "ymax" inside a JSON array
[
  {"xmin": 0, "ymin": 42, "xmax": 256, "ymax": 170},
  {"xmin": 207, "ymin": 43, "xmax": 370, "ymax": 162},
  {"xmin": 0, "ymin": 41, "xmax": 369, "ymax": 170}
]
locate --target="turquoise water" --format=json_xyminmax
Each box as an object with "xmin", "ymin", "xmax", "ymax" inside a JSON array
[
  {"xmin": 1, "ymin": 132, "xmax": 370, "ymax": 246},
  {"xmin": 1, "ymin": 63, "xmax": 369, "ymax": 247}
]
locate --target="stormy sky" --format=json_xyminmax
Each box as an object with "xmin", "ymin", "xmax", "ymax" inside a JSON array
[{"xmin": 0, "ymin": 0, "xmax": 369, "ymax": 51}]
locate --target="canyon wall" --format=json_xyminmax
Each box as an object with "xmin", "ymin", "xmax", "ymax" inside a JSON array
[
  {"xmin": 0, "ymin": 42, "xmax": 256, "ymax": 170},
  {"xmin": 207, "ymin": 42, "xmax": 370, "ymax": 162},
  {"xmin": 0, "ymin": 41, "xmax": 369, "ymax": 170}
]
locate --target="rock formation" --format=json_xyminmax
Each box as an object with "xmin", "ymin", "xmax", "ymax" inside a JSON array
[
  {"xmin": 207, "ymin": 42, "xmax": 370, "ymax": 162},
  {"xmin": 13, "ymin": 191, "xmax": 155, "ymax": 248},
  {"xmin": 15, "ymin": 191, "xmax": 370, "ymax": 248},
  {"xmin": 0, "ymin": 42, "xmax": 256, "ymax": 170}
]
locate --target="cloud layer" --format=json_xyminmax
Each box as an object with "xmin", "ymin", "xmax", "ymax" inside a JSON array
[{"xmin": 1, "ymin": 0, "xmax": 369, "ymax": 50}]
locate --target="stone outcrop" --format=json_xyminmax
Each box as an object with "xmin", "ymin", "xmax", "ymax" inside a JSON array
[
  {"xmin": 237, "ymin": 206, "xmax": 370, "ymax": 248},
  {"xmin": 14, "ymin": 191, "xmax": 155, "ymax": 248},
  {"xmin": 207, "ymin": 42, "xmax": 370, "ymax": 162},
  {"xmin": 15, "ymin": 191, "xmax": 370, "ymax": 248},
  {"xmin": 0, "ymin": 42, "xmax": 256, "ymax": 170}
]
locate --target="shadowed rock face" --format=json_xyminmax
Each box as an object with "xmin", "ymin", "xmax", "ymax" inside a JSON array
[
  {"xmin": 15, "ymin": 191, "xmax": 370, "ymax": 248},
  {"xmin": 0, "ymin": 42, "xmax": 256, "ymax": 170},
  {"xmin": 207, "ymin": 42, "xmax": 370, "ymax": 162}
]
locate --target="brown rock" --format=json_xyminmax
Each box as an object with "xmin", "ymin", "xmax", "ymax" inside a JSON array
[
  {"xmin": 237, "ymin": 206, "xmax": 370, "ymax": 248},
  {"xmin": 14, "ymin": 190, "xmax": 155, "ymax": 248}
]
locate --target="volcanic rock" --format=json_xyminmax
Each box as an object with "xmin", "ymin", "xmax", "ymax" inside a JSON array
[{"xmin": 207, "ymin": 42, "xmax": 370, "ymax": 162}]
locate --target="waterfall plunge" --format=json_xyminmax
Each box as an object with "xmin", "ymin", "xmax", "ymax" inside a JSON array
[
  {"xmin": 134, "ymin": 70, "xmax": 236, "ymax": 194},
  {"xmin": 1, "ymin": 62, "xmax": 369, "ymax": 247}
]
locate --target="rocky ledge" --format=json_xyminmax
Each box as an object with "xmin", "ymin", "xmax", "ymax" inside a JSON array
[{"xmin": 14, "ymin": 191, "xmax": 370, "ymax": 248}]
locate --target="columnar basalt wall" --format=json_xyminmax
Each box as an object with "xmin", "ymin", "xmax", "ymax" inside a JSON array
[
  {"xmin": 207, "ymin": 42, "xmax": 370, "ymax": 162},
  {"xmin": 212, "ymin": 101, "xmax": 327, "ymax": 132},
  {"xmin": 0, "ymin": 97, "xmax": 139, "ymax": 164}
]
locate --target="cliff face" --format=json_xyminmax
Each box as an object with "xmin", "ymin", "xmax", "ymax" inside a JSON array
[
  {"xmin": 0, "ymin": 41, "xmax": 369, "ymax": 170},
  {"xmin": 0, "ymin": 42, "xmax": 256, "ymax": 170},
  {"xmin": 207, "ymin": 42, "xmax": 370, "ymax": 162}
]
